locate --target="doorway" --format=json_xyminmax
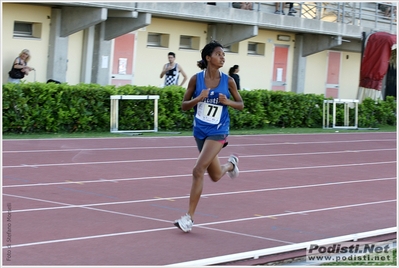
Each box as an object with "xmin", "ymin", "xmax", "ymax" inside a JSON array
[
  {"xmin": 325, "ymin": 51, "xmax": 341, "ymax": 98},
  {"xmin": 111, "ymin": 32, "xmax": 136, "ymax": 86},
  {"xmin": 271, "ymin": 45, "xmax": 289, "ymax": 91}
]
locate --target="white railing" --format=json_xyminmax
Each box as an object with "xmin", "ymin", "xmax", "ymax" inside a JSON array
[{"xmin": 223, "ymin": 2, "xmax": 397, "ymax": 33}]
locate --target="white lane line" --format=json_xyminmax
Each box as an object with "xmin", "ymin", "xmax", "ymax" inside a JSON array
[
  {"xmin": 242, "ymin": 161, "xmax": 396, "ymax": 173},
  {"xmin": 198, "ymin": 200, "xmax": 396, "ymax": 227},
  {"xmin": 2, "ymin": 199, "xmax": 395, "ymax": 249},
  {"xmin": 4, "ymin": 156, "xmax": 196, "ymax": 168},
  {"xmin": 20, "ymin": 164, "xmax": 38, "ymax": 168},
  {"xmin": 2, "ymin": 193, "xmax": 174, "ymax": 223},
  {"xmin": 3, "ymin": 148, "xmax": 396, "ymax": 168},
  {"xmin": 284, "ymin": 210, "xmax": 308, "ymax": 215},
  {"xmin": 1, "ymin": 226, "xmax": 176, "ymax": 249},
  {"xmin": 2, "ymin": 139, "xmax": 396, "ymax": 153},
  {"xmin": 198, "ymin": 226, "xmax": 294, "ymax": 244},
  {"xmin": 3, "ymin": 177, "xmax": 395, "ymax": 213},
  {"xmin": 3, "ymin": 173, "xmax": 190, "ymax": 188},
  {"xmin": 3, "ymin": 161, "xmax": 396, "ymax": 188}
]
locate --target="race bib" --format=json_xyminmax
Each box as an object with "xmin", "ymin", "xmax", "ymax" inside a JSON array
[{"xmin": 196, "ymin": 102, "xmax": 223, "ymax": 124}]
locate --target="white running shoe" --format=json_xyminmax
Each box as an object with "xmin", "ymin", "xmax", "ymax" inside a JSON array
[
  {"xmin": 227, "ymin": 154, "xmax": 239, "ymax": 179},
  {"xmin": 174, "ymin": 213, "xmax": 193, "ymax": 232}
]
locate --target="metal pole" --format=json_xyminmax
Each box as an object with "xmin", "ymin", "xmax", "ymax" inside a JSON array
[
  {"xmin": 323, "ymin": 100, "xmax": 326, "ymax": 128},
  {"xmin": 154, "ymin": 98, "xmax": 158, "ymax": 132},
  {"xmin": 327, "ymin": 101, "xmax": 330, "ymax": 128},
  {"xmin": 110, "ymin": 98, "xmax": 119, "ymax": 132},
  {"xmin": 355, "ymin": 101, "xmax": 359, "ymax": 128},
  {"xmin": 332, "ymin": 100, "xmax": 336, "ymax": 128}
]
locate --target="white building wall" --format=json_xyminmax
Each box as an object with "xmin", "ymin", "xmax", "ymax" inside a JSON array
[
  {"xmin": 133, "ymin": 18, "xmax": 208, "ymax": 87},
  {"xmin": 67, "ymin": 31, "xmax": 84, "ymax": 84},
  {"xmin": 304, "ymin": 50, "xmax": 361, "ymax": 97},
  {"xmin": 339, "ymin": 52, "xmax": 361, "ymax": 99},
  {"xmin": 305, "ymin": 51, "xmax": 329, "ymax": 95},
  {"xmin": 243, "ymin": 29, "xmax": 295, "ymax": 90}
]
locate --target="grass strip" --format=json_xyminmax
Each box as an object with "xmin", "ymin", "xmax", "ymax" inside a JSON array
[{"xmin": 2, "ymin": 125, "xmax": 396, "ymax": 139}]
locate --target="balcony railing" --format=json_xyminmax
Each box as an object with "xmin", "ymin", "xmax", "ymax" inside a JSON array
[{"xmin": 209, "ymin": 2, "xmax": 397, "ymax": 34}]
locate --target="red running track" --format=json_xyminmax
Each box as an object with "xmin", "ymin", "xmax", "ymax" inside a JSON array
[{"xmin": 2, "ymin": 132, "xmax": 396, "ymax": 266}]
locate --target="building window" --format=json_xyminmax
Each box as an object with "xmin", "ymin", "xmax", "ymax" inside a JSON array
[
  {"xmin": 147, "ymin": 32, "xmax": 169, "ymax": 47},
  {"xmin": 224, "ymin": 43, "xmax": 239, "ymax": 53},
  {"xmin": 247, "ymin": 42, "xmax": 265, "ymax": 55},
  {"xmin": 179, "ymin": 35, "xmax": 200, "ymax": 50},
  {"xmin": 180, "ymin": 35, "xmax": 191, "ymax": 49},
  {"xmin": 13, "ymin": 21, "xmax": 41, "ymax": 39}
]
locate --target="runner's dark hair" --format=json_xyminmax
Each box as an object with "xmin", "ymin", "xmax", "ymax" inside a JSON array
[{"xmin": 197, "ymin": 40, "xmax": 224, "ymax": 70}]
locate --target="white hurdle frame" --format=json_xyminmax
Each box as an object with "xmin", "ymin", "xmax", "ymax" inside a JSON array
[
  {"xmin": 110, "ymin": 95, "xmax": 159, "ymax": 133},
  {"xmin": 323, "ymin": 99, "xmax": 359, "ymax": 129}
]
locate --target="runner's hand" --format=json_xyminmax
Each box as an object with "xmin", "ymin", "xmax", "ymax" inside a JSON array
[
  {"xmin": 199, "ymin": 88, "xmax": 210, "ymax": 100},
  {"xmin": 219, "ymin": 93, "xmax": 229, "ymax": 104}
]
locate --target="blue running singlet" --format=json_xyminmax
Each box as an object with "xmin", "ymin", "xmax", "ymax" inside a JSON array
[{"xmin": 192, "ymin": 70, "xmax": 230, "ymax": 139}]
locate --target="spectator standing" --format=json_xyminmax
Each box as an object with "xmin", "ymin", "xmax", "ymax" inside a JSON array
[
  {"xmin": 160, "ymin": 52, "xmax": 188, "ymax": 87},
  {"xmin": 229, "ymin": 64, "xmax": 241, "ymax": 90},
  {"xmin": 274, "ymin": 2, "xmax": 295, "ymax": 16},
  {"xmin": 287, "ymin": 2, "xmax": 297, "ymax": 14}
]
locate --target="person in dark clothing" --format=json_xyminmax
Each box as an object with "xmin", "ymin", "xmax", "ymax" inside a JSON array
[
  {"xmin": 228, "ymin": 64, "xmax": 241, "ymax": 90},
  {"xmin": 274, "ymin": 2, "xmax": 296, "ymax": 16}
]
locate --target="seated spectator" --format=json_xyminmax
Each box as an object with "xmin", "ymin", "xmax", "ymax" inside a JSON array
[
  {"xmin": 232, "ymin": 2, "xmax": 253, "ymax": 10},
  {"xmin": 378, "ymin": 2, "xmax": 392, "ymax": 17},
  {"xmin": 241, "ymin": 2, "xmax": 253, "ymax": 10}
]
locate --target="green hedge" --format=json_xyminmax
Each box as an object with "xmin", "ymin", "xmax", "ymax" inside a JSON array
[{"xmin": 2, "ymin": 82, "xmax": 396, "ymax": 133}]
